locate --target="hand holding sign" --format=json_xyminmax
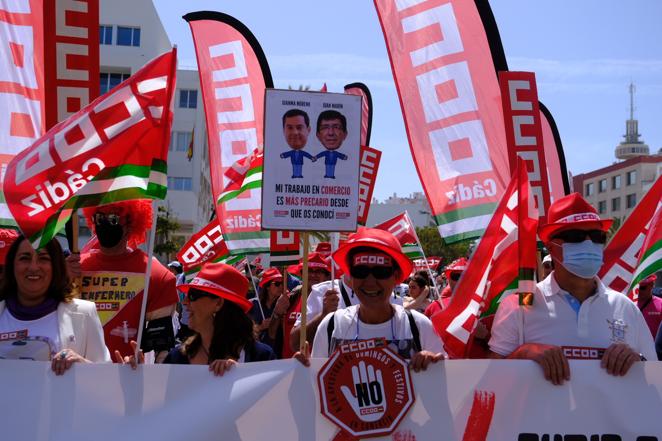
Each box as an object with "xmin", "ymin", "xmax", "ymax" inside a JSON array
[{"xmin": 340, "ymin": 360, "xmax": 387, "ymax": 423}]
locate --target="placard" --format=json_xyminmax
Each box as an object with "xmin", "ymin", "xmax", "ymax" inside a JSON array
[{"xmin": 262, "ymin": 89, "xmax": 361, "ymax": 231}]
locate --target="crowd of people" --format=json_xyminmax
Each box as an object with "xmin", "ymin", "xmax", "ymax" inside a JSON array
[{"xmin": 0, "ymin": 193, "xmax": 659, "ymax": 385}]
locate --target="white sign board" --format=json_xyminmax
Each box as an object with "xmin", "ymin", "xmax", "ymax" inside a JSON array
[{"xmin": 262, "ymin": 89, "xmax": 361, "ymax": 231}]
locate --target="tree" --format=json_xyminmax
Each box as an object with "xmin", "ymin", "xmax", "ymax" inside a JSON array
[
  {"xmin": 154, "ymin": 205, "xmax": 182, "ymax": 261},
  {"xmin": 416, "ymin": 226, "xmax": 471, "ymax": 271}
]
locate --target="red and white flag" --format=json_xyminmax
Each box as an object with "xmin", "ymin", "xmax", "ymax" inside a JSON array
[
  {"xmin": 185, "ymin": 12, "xmax": 273, "ymax": 255},
  {"xmin": 600, "ymin": 176, "xmax": 662, "ymax": 297},
  {"xmin": 344, "ymin": 82, "xmax": 372, "ymax": 146},
  {"xmin": 374, "ymin": 211, "xmax": 424, "ymax": 260},
  {"xmin": 3, "ymin": 50, "xmax": 176, "ymax": 248},
  {"xmin": 374, "ymin": 0, "xmax": 510, "ymax": 243},
  {"xmin": 270, "ymin": 230, "xmax": 301, "ymax": 266},
  {"xmin": 177, "ymin": 219, "xmax": 240, "ymax": 280},
  {"xmin": 628, "ymin": 205, "xmax": 662, "ymax": 300},
  {"xmin": 357, "ymin": 145, "xmax": 381, "ymax": 225},
  {"xmin": 432, "ymin": 158, "xmax": 538, "ymax": 357}
]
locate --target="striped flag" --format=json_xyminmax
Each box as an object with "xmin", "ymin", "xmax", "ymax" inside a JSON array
[
  {"xmin": 628, "ymin": 205, "xmax": 662, "ymax": 297},
  {"xmin": 218, "ymin": 148, "xmax": 263, "ymax": 204},
  {"xmin": 3, "ymin": 50, "xmax": 176, "ymax": 248}
]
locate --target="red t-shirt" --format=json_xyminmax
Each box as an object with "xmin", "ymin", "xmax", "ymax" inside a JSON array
[
  {"xmin": 80, "ymin": 249, "xmax": 178, "ymax": 357},
  {"xmin": 281, "ymin": 295, "xmax": 302, "ymax": 359}
]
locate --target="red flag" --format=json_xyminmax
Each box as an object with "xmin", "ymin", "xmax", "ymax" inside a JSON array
[
  {"xmin": 599, "ymin": 176, "xmax": 662, "ymax": 296},
  {"xmin": 374, "ymin": 211, "xmax": 424, "ymax": 259},
  {"xmin": 357, "ymin": 145, "xmax": 381, "ymax": 225},
  {"xmin": 432, "ymin": 158, "xmax": 537, "ymax": 357},
  {"xmin": 270, "ymin": 230, "xmax": 301, "ymax": 266},
  {"xmin": 185, "ymin": 12, "xmax": 273, "ymax": 255},
  {"xmin": 177, "ymin": 220, "xmax": 229, "ymax": 273},
  {"xmin": 344, "ymin": 82, "xmax": 373, "ymax": 146},
  {"xmin": 4, "ymin": 50, "xmax": 176, "ymax": 248},
  {"xmin": 374, "ymin": 0, "xmax": 509, "ymax": 243}
]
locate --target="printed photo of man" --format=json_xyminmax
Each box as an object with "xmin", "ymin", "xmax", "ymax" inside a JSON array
[
  {"xmin": 280, "ymin": 108, "xmax": 316, "ymax": 178},
  {"xmin": 315, "ymin": 110, "xmax": 348, "ymax": 179}
]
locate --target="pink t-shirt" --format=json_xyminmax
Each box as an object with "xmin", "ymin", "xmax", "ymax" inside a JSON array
[{"xmin": 638, "ymin": 296, "xmax": 662, "ymax": 339}]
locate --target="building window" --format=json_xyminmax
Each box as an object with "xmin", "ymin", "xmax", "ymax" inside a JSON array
[
  {"xmin": 99, "ymin": 25, "xmax": 113, "ymax": 45},
  {"xmin": 598, "ymin": 179, "xmax": 607, "ymax": 193},
  {"xmin": 626, "ymin": 193, "xmax": 637, "ymax": 209},
  {"xmin": 611, "ymin": 197, "xmax": 620, "ymax": 212},
  {"xmin": 612, "ymin": 175, "xmax": 621, "ymax": 190},
  {"xmin": 178, "ymin": 89, "xmax": 198, "ymax": 109},
  {"xmin": 597, "ymin": 201, "xmax": 606, "ymax": 214},
  {"xmin": 100, "ymin": 72, "xmax": 130, "ymax": 94},
  {"xmin": 626, "ymin": 170, "xmax": 637, "ymax": 186},
  {"xmin": 117, "ymin": 26, "xmax": 140, "ymax": 47},
  {"xmin": 585, "ymin": 182, "xmax": 594, "ymax": 196},
  {"xmin": 170, "ymin": 131, "xmax": 192, "ymax": 152},
  {"xmin": 167, "ymin": 177, "xmax": 192, "ymax": 191}
]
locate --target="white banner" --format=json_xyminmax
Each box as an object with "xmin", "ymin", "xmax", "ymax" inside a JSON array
[{"xmin": 1, "ymin": 359, "xmax": 661, "ymax": 440}]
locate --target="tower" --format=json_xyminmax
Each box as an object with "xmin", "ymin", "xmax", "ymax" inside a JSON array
[{"xmin": 615, "ymin": 82, "xmax": 649, "ymax": 160}]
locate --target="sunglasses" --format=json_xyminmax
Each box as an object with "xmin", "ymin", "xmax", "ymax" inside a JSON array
[
  {"xmin": 93, "ymin": 213, "xmax": 122, "ymax": 226},
  {"xmin": 349, "ymin": 265, "xmax": 396, "ymax": 280},
  {"xmin": 449, "ymin": 272, "xmax": 462, "ymax": 281},
  {"xmin": 187, "ymin": 288, "xmax": 216, "ymax": 302},
  {"xmin": 270, "ymin": 281, "xmax": 282, "ymax": 287},
  {"xmin": 551, "ymin": 229, "xmax": 607, "ymax": 244}
]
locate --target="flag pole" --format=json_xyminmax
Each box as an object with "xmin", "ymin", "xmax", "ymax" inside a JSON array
[
  {"xmin": 134, "ymin": 200, "xmax": 158, "ymax": 362},
  {"xmin": 330, "ymin": 232, "xmax": 339, "ymax": 293},
  {"xmin": 299, "ymin": 232, "xmax": 310, "ymax": 351},
  {"xmin": 406, "ymin": 211, "xmax": 440, "ymax": 298},
  {"xmin": 246, "ymin": 259, "xmax": 265, "ymax": 321}
]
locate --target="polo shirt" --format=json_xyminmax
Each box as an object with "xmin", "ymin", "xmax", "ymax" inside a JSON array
[{"xmin": 489, "ymin": 272, "xmax": 656, "ymax": 361}]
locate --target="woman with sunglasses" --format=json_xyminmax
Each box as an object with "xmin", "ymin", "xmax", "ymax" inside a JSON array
[
  {"xmin": 404, "ymin": 270, "xmax": 433, "ymax": 313},
  {"xmin": 424, "ymin": 258, "xmax": 467, "ymax": 319},
  {"xmin": 248, "ymin": 268, "xmax": 287, "ymax": 343},
  {"xmin": 308, "ymin": 228, "xmax": 445, "ymax": 372},
  {"xmin": 163, "ymin": 262, "xmax": 275, "ymax": 374},
  {"xmin": 0, "ymin": 235, "xmax": 110, "ymax": 373}
]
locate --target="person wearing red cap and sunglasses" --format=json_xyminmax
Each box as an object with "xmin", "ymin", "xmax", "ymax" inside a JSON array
[
  {"xmin": 490, "ymin": 193, "xmax": 655, "ymax": 385},
  {"xmin": 162, "ymin": 262, "xmax": 275, "ymax": 374},
  {"xmin": 309, "ymin": 228, "xmax": 445, "ymax": 370},
  {"xmin": 637, "ymin": 274, "xmax": 661, "ymax": 340},
  {"xmin": 248, "ymin": 268, "xmax": 284, "ymax": 339},
  {"xmin": 424, "ymin": 257, "xmax": 467, "ymax": 318}
]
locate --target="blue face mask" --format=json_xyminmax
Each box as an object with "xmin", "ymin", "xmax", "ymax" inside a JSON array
[{"xmin": 560, "ymin": 240, "xmax": 604, "ymax": 279}]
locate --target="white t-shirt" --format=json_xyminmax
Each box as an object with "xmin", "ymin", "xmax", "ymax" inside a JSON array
[
  {"xmin": 0, "ymin": 309, "xmax": 60, "ymax": 361},
  {"xmin": 295, "ymin": 278, "xmax": 404, "ymax": 327},
  {"xmin": 312, "ymin": 304, "xmax": 445, "ymax": 359},
  {"xmin": 489, "ymin": 273, "xmax": 656, "ymax": 361}
]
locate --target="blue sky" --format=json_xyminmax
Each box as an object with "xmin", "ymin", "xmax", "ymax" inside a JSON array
[{"xmin": 153, "ymin": 0, "xmax": 662, "ymax": 201}]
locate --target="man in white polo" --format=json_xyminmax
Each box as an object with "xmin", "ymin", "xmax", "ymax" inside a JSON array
[{"xmin": 489, "ymin": 193, "xmax": 655, "ymax": 385}]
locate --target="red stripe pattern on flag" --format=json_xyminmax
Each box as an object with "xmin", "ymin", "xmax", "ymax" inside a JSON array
[
  {"xmin": 374, "ymin": 211, "xmax": 423, "ymax": 259},
  {"xmin": 3, "ymin": 50, "xmax": 177, "ymax": 248},
  {"xmin": 432, "ymin": 159, "xmax": 537, "ymax": 357}
]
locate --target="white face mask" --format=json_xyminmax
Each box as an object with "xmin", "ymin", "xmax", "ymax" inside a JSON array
[{"xmin": 559, "ymin": 240, "xmax": 604, "ymax": 279}]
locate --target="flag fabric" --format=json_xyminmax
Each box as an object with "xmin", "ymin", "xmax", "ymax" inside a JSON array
[
  {"xmin": 374, "ymin": 0, "xmax": 510, "ymax": 243},
  {"xmin": 357, "ymin": 145, "xmax": 381, "ymax": 226},
  {"xmin": 185, "ymin": 11, "xmax": 272, "ymax": 255},
  {"xmin": 374, "ymin": 211, "xmax": 424, "ymax": 260},
  {"xmin": 413, "ymin": 257, "xmax": 441, "ymax": 273},
  {"xmin": 270, "ymin": 230, "xmax": 301, "ymax": 266},
  {"xmin": 177, "ymin": 220, "xmax": 242, "ymax": 281},
  {"xmin": 432, "ymin": 158, "xmax": 538, "ymax": 357},
  {"xmin": 0, "ymin": 1, "xmax": 46, "ymax": 227},
  {"xmin": 627, "ymin": 205, "xmax": 662, "ymax": 298},
  {"xmin": 3, "ymin": 50, "xmax": 177, "ymax": 248},
  {"xmin": 599, "ymin": 176, "xmax": 662, "ymax": 296},
  {"xmin": 344, "ymin": 82, "xmax": 373, "ymax": 147},
  {"xmin": 187, "ymin": 127, "xmax": 194, "ymax": 161}
]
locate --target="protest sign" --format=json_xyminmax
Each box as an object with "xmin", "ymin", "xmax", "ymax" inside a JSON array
[{"xmin": 262, "ymin": 89, "xmax": 361, "ymax": 231}]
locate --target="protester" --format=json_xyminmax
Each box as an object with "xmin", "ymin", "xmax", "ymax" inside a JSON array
[
  {"xmin": 0, "ymin": 228, "xmax": 19, "ymax": 283},
  {"xmin": 0, "ymin": 235, "xmax": 110, "ymax": 373},
  {"xmin": 162, "ymin": 262, "xmax": 275, "ymax": 373},
  {"xmin": 542, "ymin": 254, "xmax": 554, "ymax": 279},
  {"xmin": 169, "ymin": 261, "xmax": 192, "ymax": 341},
  {"xmin": 68, "ymin": 200, "xmax": 179, "ymax": 362},
  {"xmin": 637, "ymin": 275, "xmax": 661, "ymax": 339},
  {"xmin": 280, "ymin": 252, "xmax": 332, "ymax": 358},
  {"xmin": 424, "ymin": 257, "xmax": 467, "ymax": 317},
  {"xmin": 248, "ymin": 267, "xmax": 284, "ymax": 338},
  {"xmin": 306, "ymin": 228, "xmax": 445, "ymax": 371},
  {"xmin": 404, "ymin": 270, "xmax": 433, "ymax": 313},
  {"xmin": 489, "ymin": 193, "xmax": 656, "ymax": 385}
]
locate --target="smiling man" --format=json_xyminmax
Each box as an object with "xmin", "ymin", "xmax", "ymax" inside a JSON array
[
  {"xmin": 489, "ymin": 193, "xmax": 656, "ymax": 384},
  {"xmin": 315, "ymin": 110, "xmax": 348, "ymax": 179},
  {"xmin": 280, "ymin": 108, "xmax": 316, "ymax": 178},
  {"xmin": 311, "ymin": 228, "xmax": 445, "ymax": 371}
]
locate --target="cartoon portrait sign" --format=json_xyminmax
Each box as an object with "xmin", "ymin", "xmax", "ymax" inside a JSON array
[{"xmin": 262, "ymin": 89, "xmax": 361, "ymax": 231}]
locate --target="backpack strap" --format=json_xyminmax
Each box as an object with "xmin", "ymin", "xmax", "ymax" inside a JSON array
[
  {"xmin": 405, "ymin": 309, "xmax": 422, "ymax": 353},
  {"xmin": 339, "ymin": 282, "xmax": 351, "ymax": 308},
  {"xmin": 326, "ymin": 311, "xmax": 337, "ymax": 356}
]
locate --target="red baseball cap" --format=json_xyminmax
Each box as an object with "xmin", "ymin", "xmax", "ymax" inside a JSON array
[
  {"xmin": 444, "ymin": 257, "xmax": 468, "ymax": 276},
  {"xmin": 259, "ymin": 267, "xmax": 283, "ymax": 288},
  {"xmin": 315, "ymin": 242, "xmax": 332, "ymax": 257},
  {"xmin": 333, "ymin": 227, "xmax": 412, "ymax": 283},
  {"xmin": 179, "ymin": 262, "xmax": 252, "ymax": 313},
  {"xmin": 639, "ymin": 274, "xmax": 657, "ymax": 287},
  {"xmin": 538, "ymin": 193, "xmax": 612, "ymax": 243}
]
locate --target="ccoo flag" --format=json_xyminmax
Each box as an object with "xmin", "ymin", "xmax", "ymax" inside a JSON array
[{"xmin": 3, "ymin": 50, "xmax": 177, "ymax": 248}]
